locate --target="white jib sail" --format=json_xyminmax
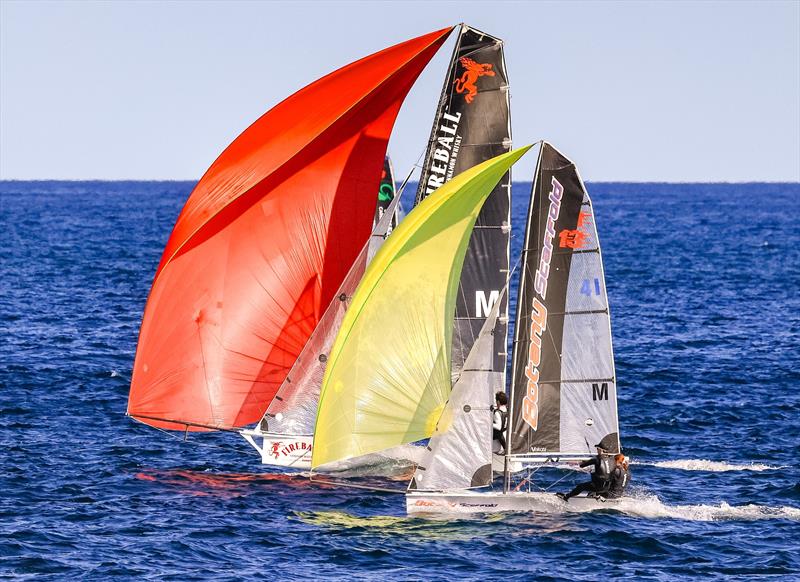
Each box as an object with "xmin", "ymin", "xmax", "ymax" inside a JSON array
[{"xmin": 409, "ymin": 287, "xmax": 507, "ymax": 491}]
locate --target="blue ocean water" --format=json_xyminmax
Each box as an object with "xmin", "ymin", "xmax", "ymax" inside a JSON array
[{"xmin": 1, "ymin": 181, "xmax": 799, "ymax": 580}]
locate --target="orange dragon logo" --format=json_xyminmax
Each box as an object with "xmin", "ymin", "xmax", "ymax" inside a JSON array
[{"xmin": 454, "ymin": 57, "xmax": 495, "ymax": 103}]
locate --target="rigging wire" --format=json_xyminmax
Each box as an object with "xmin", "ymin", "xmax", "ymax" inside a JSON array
[
  {"xmin": 131, "ymin": 418, "xmax": 244, "ymax": 454},
  {"xmin": 308, "ymin": 476, "xmax": 405, "ymax": 495}
]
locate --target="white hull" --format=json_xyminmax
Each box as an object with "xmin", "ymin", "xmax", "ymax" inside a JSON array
[
  {"xmin": 491, "ymin": 453, "xmax": 523, "ymax": 473},
  {"xmin": 406, "ymin": 490, "xmax": 622, "ymax": 515},
  {"xmin": 241, "ymin": 430, "xmax": 425, "ymax": 474},
  {"xmin": 240, "ymin": 430, "xmax": 313, "ymax": 469}
]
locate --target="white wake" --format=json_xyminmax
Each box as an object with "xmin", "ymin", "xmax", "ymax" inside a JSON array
[
  {"xmin": 636, "ymin": 459, "xmax": 784, "ymax": 472},
  {"xmin": 609, "ymin": 494, "xmax": 800, "ymax": 522}
]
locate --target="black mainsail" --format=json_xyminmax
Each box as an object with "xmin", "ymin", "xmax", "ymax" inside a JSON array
[
  {"xmin": 374, "ymin": 156, "xmax": 401, "ymax": 233},
  {"xmin": 508, "ymin": 143, "xmax": 620, "ymax": 457},
  {"xmin": 414, "ymin": 25, "xmax": 511, "ymax": 380}
]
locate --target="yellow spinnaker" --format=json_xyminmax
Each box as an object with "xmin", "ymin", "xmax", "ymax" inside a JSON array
[{"xmin": 312, "ymin": 146, "xmax": 531, "ymax": 468}]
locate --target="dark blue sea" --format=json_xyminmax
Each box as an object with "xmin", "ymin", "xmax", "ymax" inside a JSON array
[{"xmin": 1, "ymin": 181, "xmax": 799, "ymax": 580}]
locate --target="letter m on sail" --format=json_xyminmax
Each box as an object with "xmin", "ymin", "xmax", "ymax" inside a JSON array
[
  {"xmin": 592, "ymin": 382, "xmax": 608, "ymax": 401},
  {"xmin": 475, "ymin": 290, "xmax": 500, "ymax": 317}
]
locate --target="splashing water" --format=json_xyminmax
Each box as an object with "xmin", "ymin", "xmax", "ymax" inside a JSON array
[
  {"xmin": 611, "ymin": 494, "xmax": 800, "ymax": 522},
  {"xmin": 637, "ymin": 459, "xmax": 785, "ymax": 472}
]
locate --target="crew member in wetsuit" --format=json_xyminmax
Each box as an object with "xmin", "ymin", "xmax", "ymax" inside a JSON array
[
  {"xmin": 491, "ymin": 392, "xmax": 508, "ymax": 455},
  {"xmin": 557, "ymin": 445, "xmax": 615, "ymax": 500},
  {"xmin": 606, "ymin": 454, "xmax": 631, "ymax": 499}
]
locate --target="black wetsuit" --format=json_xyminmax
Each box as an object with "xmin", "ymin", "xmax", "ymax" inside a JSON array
[
  {"xmin": 606, "ymin": 465, "xmax": 631, "ymax": 499},
  {"xmin": 564, "ymin": 455, "xmax": 614, "ymax": 499}
]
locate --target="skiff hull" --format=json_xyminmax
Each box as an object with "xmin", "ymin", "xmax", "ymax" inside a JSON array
[
  {"xmin": 406, "ymin": 490, "xmax": 622, "ymax": 515},
  {"xmin": 240, "ymin": 431, "xmax": 313, "ymax": 469}
]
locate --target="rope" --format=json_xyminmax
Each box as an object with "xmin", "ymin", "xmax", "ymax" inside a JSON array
[
  {"xmin": 541, "ymin": 471, "xmax": 574, "ymax": 492},
  {"xmin": 144, "ymin": 423, "xmax": 244, "ymax": 453},
  {"xmin": 309, "ymin": 476, "xmax": 405, "ymax": 495}
]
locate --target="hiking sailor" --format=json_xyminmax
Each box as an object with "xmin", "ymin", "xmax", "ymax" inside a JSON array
[
  {"xmin": 606, "ymin": 454, "xmax": 631, "ymax": 499},
  {"xmin": 491, "ymin": 392, "xmax": 508, "ymax": 455},
  {"xmin": 557, "ymin": 444, "xmax": 616, "ymax": 500}
]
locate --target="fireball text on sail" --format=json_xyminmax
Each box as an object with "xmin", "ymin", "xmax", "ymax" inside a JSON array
[
  {"xmin": 424, "ymin": 112, "xmax": 462, "ymax": 195},
  {"xmin": 533, "ymin": 176, "xmax": 563, "ymax": 299},
  {"xmin": 523, "ymin": 176, "xmax": 564, "ymax": 430}
]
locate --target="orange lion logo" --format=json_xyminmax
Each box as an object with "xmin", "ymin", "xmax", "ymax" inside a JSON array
[{"xmin": 454, "ymin": 57, "xmax": 495, "ymax": 103}]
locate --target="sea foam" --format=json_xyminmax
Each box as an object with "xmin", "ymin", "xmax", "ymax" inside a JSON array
[
  {"xmin": 636, "ymin": 459, "xmax": 784, "ymax": 472},
  {"xmin": 612, "ymin": 494, "xmax": 800, "ymax": 522}
]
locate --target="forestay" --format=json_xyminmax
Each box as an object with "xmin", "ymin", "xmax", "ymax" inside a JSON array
[
  {"xmin": 312, "ymin": 146, "xmax": 531, "ymax": 469},
  {"xmin": 508, "ymin": 143, "xmax": 620, "ymax": 457}
]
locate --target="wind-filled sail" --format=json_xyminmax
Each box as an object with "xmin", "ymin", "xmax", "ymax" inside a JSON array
[
  {"xmin": 508, "ymin": 143, "xmax": 620, "ymax": 456},
  {"xmin": 259, "ymin": 192, "xmax": 404, "ymax": 436},
  {"xmin": 374, "ymin": 156, "xmax": 400, "ymax": 233},
  {"xmin": 312, "ymin": 146, "xmax": 531, "ymax": 469},
  {"xmin": 128, "ymin": 27, "xmax": 453, "ymax": 431},
  {"xmin": 409, "ymin": 287, "xmax": 507, "ymax": 491},
  {"xmin": 414, "ymin": 25, "xmax": 511, "ymax": 380}
]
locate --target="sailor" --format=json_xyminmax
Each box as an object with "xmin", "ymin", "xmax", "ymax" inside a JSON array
[
  {"xmin": 491, "ymin": 392, "xmax": 508, "ymax": 455},
  {"xmin": 606, "ymin": 454, "xmax": 631, "ymax": 499},
  {"xmin": 557, "ymin": 444, "xmax": 615, "ymax": 500}
]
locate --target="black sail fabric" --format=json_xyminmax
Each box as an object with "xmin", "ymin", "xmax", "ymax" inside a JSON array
[
  {"xmin": 414, "ymin": 25, "xmax": 511, "ymax": 380},
  {"xmin": 508, "ymin": 143, "xmax": 620, "ymax": 455},
  {"xmin": 374, "ymin": 156, "xmax": 399, "ymax": 232}
]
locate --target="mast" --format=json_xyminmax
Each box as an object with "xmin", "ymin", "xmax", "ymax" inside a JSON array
[
  {"xmin": 504, "ymin": 142, "xmax": 545, "ymax": 493},
  {"xmin": 414, "ymin": 24, "xmax": 512, "ymax": 384},
  {"xmin": 507, "ymin": 142, "xmax": 621, "ymax": 465}
]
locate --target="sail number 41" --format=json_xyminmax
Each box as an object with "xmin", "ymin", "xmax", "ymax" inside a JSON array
[{"xmin": 580, "ymin": 278, "xmax": 601, "ymax": 297}]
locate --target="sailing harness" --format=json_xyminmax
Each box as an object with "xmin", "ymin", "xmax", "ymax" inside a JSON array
[{"xmin": 492, "ymin": 406, "xmax": 508, "ymax": 432}]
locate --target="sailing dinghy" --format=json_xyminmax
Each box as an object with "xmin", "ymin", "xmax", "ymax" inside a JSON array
[
  {"xmin": 127, "ymin": 29, "xmax": 453, "ymax": 440},
  {"xmin": 409, "ymin": 142, "xmax": 623, "ymax": 513},
  {"xmin": 312, "ymin": 143, "xmax": 625, "ymax": 514},
  {"xmin": 242, "ymin": 23, "xmax": 513, "ymax": 469}
]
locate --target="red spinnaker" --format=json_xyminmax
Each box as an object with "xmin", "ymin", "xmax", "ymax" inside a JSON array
[{"xmin": 128, "ymin": 27, "xmax": 453, "ymax": 431}]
